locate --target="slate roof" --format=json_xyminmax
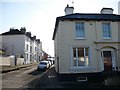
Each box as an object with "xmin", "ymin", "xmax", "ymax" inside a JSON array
[
  {"xmin": 52, "ymin": 13, "xmax": 120, "ymax": 40},
  {"xmin": 57, "ymin": 13, "xmax": 120, "ymax": 21},
  {"xmin": 1, "ymin": 29, "xmax": 41, "ymax": 43},
  {"xmin": 1, "ymin": 29, "xmax": 24, "ymax": 35}
]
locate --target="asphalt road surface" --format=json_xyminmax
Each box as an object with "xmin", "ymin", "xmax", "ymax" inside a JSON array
[
  {"xmin": 2, "ymin": 64, "xmax": 43, "ymax": 88},
  {"xmin": 2, "ymin": 65, "xmax": 120, "ymax": 89},
  {"xmin": 25, "ymin": 65, "xmax": 120, "ymax": 89}
]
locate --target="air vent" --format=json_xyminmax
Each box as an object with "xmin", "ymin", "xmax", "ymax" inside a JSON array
[{"xmin": 77, "ymin": 76, "xmax": 87, "ymax": 81}]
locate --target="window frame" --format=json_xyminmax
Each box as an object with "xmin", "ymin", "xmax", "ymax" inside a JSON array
[
  {"xmin": 102, "ymin": 22, "xmax": 112, "ymax": 39},
  {"xmin": 71, "ymin": 47, "xmax": 90, "ymax": 68},
  {"xmin": 75, "ymin": 22, "xmax": 85, "ymax": 39}
]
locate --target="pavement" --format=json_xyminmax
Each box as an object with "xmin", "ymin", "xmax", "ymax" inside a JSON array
[{"xmin": 0, "ymin": 63, "xmax": 38, "ymax": 73}]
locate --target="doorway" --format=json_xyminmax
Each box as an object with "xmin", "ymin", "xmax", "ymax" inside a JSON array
[{"xmin": 102, "ymin": 51, "xmax": 112, "ymax": 71}]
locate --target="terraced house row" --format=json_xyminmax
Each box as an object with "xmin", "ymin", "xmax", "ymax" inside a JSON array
[{"xmin": 1, "ymin": 27, "xmax": 42, "ymax": 64}]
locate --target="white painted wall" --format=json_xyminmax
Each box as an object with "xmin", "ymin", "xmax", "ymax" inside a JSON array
[
  {"xmin": 37, "ymin": 41, "xmax": 42, "ymax": 61},
  {"xmin": 24, "ymin": 36, "xmax": 31, "ymax": 64},
  {"xmin": 2, "ymin": 35, "xmax": 25, "ymax": 56},
  {"xmin": 33, "ymin": 40, "xmax": 37, "ymax": 62}
]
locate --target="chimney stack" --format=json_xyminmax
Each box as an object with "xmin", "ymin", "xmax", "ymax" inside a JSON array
[
  {"xmin": 26, "ymin": 32, "xmax": 31, "ymax": 37},
  {"xmin": 33, "ymin": 35, "xmax": 36, "ymax": 40},
  {"xmin": 64, "ymin": 4, "xmax": 74, "ymax": 15},
  {"xmin": 20, "ymin": 27, "xmax": 26, "ymax": 34},
  {"xmin": 10, "ymin": 27, "xmax": 15, "ymax": 32},
  {"xmin": 100, "ymin": 8, "xmax": 114, "ymax": 14}
]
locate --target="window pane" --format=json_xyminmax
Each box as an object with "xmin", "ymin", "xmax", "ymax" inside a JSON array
[
  {"xmin": 73, "ymin": 59, "xmax": 77, "ymax": 66},
  {"xmin": 75, "ymin": 23, "xmax": 85, "ymax": 38},
  {"xmin": 72, "ymin": 47, "xmax": 89, "ymax": 67},
  {"xmin": 73, "ymin": 48, "xmax": 76, "ymax": 57},
  {"xmin": 85, "ymin": 48, "xmax": 89, "ymax": 66},
  {"xmin": 78, "ymin": 48, "xmax": 85, "ymax": 66},
  {"xmin": 102, "ymin": 23, "xmax": 111, "ymax": 38},
  {"xmin": 73, "ymin": 48, "xmax": 77, "ymax": 66}
]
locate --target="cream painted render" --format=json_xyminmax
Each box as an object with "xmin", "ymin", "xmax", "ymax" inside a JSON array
[
  {"xmin": 2, "ymin": 35, "xmax": 25, "ymax": 55},
  {"xmin": 54, "ymin": 20, "xmax": 120, "ymax": 74}
]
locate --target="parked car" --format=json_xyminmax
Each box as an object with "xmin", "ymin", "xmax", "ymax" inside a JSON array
[
  {"xmin": 37, "ymin": 61, "xmax": 50, "ymax": 70},
  {"xmin": 47, "ymin": 59, "xmax": 54, "ymax": 65},
  {"xmin": 45, "ymin": 60, "xmax": 52, "ymax": 67}
]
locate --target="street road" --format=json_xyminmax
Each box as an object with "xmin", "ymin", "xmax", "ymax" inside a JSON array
[
  {"xmin": 2, "ymin": 64, "xmax": 43, "ymax": 88},
  {"xmin": 2, "ymin": 64, "xmax": 120, "ymax": 89},
  {"xmin": 26, "ymin": 65, "xmax": 63, "ymax": 88},
  {"xmin": 26, "ymin": 65, "xmax": 120, "ymax": 89}
]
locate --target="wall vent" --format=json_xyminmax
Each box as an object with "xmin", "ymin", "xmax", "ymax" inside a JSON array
[{"xmin": 77, "ymin": 77, "xmax": 87, "ymax": 81}]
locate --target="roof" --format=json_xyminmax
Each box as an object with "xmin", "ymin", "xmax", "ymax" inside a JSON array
[
  {"xmin": 52, "ymin": 13, "xmax": 120, "ymax": 40},
  {"xmin": 1, "ymin": 29, "xmax": 24, "ymax": 35},
  {"xmin": 1, "ymin": 29, "xmax": 41, "ymax": 42}
]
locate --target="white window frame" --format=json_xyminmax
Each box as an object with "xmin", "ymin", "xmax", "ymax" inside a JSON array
[
  {"xmin": 71, "ymin": 47, "xmax": 90, "ymax": 68},
  {"xmin": 102, "ymin": 22, "xmax": 111, "ymax": 39},
  {"xmin": 75, "ymin": 22, "xmax": 85, "ymax": 39}
]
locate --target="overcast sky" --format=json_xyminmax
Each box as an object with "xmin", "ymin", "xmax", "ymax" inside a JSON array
[{"xmin": 0, "ymin": 0, "xmax": 120, "ymax": 56}]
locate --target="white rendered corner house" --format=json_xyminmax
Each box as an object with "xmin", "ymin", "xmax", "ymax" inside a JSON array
[{"xmin": 52, "ymin": 5, "xmax": 120, "ymax": 81}]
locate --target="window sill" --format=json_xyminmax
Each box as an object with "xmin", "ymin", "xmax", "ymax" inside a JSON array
[
  {"xmin": 103, "ymin": 38, "xmax": 111, "ymax": 40},
  {"xmin": 75, "ymin": 38, "xmax": 86, "ymax": 40},
  {"xmin": 72, "ymin": 66, "xmax": 90, "ymax": 70},
  {"xmin": 70, "ymin": 67, "xmax": 95, "ymax": 71}
]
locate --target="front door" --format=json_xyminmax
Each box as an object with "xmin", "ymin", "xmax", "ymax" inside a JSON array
[{"xmin": 102, "ymin": 51, "xmax": 112, "ymax": 71}]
